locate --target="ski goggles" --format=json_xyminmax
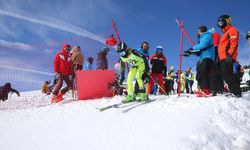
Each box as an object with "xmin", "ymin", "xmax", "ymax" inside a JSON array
[
  {"xmin": 118, "ymin": 51, "xmax": 126, "ymax": 57},
  {"xmin": 156, "ymin": 48, "xmax": 163, "ymax": 52}
]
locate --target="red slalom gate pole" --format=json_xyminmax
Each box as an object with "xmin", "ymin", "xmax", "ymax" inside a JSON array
[
  {"xmin": 178, "ymin": 21, "xmax": 184, "ymax": 97},
  {"xmin": 112, "ymin": 19, "xmax": 122, "ymax": 43},
  {"xmin": 111, "ymin": 19, "xmax": 129, "ymax": 72},
  {"xmin": 176, "ymin": 19, "xmax": 195, "ymax": 46}
]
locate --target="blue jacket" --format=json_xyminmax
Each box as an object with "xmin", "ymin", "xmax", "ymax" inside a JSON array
[
  {"xmin": 192, "ymin": 31, "xmax": 215, "ymax": 62},
  {"xmin": 84, "ymin": 62, "xmax": 92, "ymax": 70},
  {"xmin": 136, "ymin": 48, "xmax": 149, "ymax": 57}
]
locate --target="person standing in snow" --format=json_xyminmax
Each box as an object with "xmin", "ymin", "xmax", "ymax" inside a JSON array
[
  {"xmin": 116, "ymin": 42, "xmax": 148, "ymax": 102},
  {"xmin": 167, "ymin": 66, "xmax": 176, "ymax": 94},
  {"xmin": 177, "ymin": 70, "xmax": 186, "ymax": 93},
  {"xmin": 0, "ymin": 83, "xmax": 20, "ymax": 101},
  {"xmin": 97, "ymin": 47, "xmax": 109, "ymax": 70},
  {"xmin": 208, "ymin": 28, "xmax": 224, "ymax": 95},
  {"xmin": 242, "ymin": 65, "xmax": 250, "ymax": 84},
  {"xmin": 114, "ymin": 59, "xmax": 126, "ymax": 84},
  {"xmin": 134, "ymin": 41, "xmax": 150, "ymax": 94},
  {"xmin": 148, "ymin": 46, "xmax": 167, "ymax": 95},
  {"xmin": 41, "ymin": 81, "xmax": 51, "ymax": 95},
  {"xmin": 184, "ymin": 26, "xmax": 215, "ymax": 97},
  {"xmin": 71, "ymin": 46, "xmax": 84, "ymax": 71},
  {"xmin": 186, "ymin": 68, "xmax": 194, "ymax": 94},
  {"xmin": 217, "ymin": 15, "xmax": 242, "ymax": 97},
  {"xmin": 51, "ymin": 44, "xmax": 73, "ymax": 103},
  {"xmin": 84, "ymin": 57, "xmax": 94, "ymax": 70}
]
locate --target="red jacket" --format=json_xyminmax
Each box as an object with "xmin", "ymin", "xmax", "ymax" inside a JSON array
[
  {"xmin": 212, "ymin": 32, "xmax": 220, "ymax": 46},
  {"xmin": 218, "ymin": 25, "xmax": 239, "ymax": 61},
  {"xmin": 54, "ymin": 45, "xmax": 73, "ymax": 76}
]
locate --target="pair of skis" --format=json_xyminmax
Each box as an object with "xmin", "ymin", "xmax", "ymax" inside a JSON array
[{"xmin": 97, "ymin": 99, "xmax": 156, "ymax": 112}]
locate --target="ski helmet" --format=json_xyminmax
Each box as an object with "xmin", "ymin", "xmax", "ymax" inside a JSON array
[
  {"xmin": 117, "ymin": 42, "xmax": 128, "ymax": 57},
  {"xmin": 156, "ymin": 46, "xmax": 164, "ymax": 53},
  {"xmin": 217, "ymin": 15, "xmax": 231, "ymax": 29},
  {"xmin": 170, "ymin": 66, "xmax": 175, "ymax": 71}
]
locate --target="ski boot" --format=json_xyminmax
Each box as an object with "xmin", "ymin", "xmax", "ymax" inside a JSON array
[
  {"xmin": 196, "ymin": 89, "xmax": 211, "ymax": 97},
  {"xmin": 122, "ymin": 94, "xmax": 136, "ymax": 103},
  {"xmin": 137, "ymin": 93, "xmax": 149, "ymax": 102},
  {"xmin": 56, "ymin": 92, "xmax": 64, "ymax": 102},
  {"xmin": 51, "ymin": 92, "xmax": 64, "ymax": 103},
  {"xmin": 51, "ymin": 94, "xmax": 59, "ymax": 103}
]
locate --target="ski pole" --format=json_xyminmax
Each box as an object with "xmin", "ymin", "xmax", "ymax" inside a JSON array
[
  {"xmin": 112, "ymin": 19, "xmax": 122, "ymax": 43},
  {"xmin": 111, "ymin": 19, "xmax": 130, "ymax": 72},
  {"xmin": 147, "ymin": 72, "xmax": 168, "ymax": 96}
]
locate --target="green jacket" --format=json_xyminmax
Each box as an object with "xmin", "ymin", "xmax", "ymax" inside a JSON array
[
  {"xmin": 187, "ymin": 71, "xmax": 194, "ymax": 81},
  {"xmin": 120, "ymin": 48, "xmax": 144, "ymax": 67}
]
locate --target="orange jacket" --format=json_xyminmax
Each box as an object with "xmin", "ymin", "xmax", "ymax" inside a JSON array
[{"xmin": 218, "ymin": 25, "xmax": 239, "ymax": 61}]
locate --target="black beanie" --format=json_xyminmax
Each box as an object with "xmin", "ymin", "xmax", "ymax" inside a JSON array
[{"xmin": 198, "ymin": 26, "xmax": 208, "ymax": 33}]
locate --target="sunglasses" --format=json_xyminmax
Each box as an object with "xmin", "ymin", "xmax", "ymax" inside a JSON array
[
  {"xmin": 64, "ymin": 47, "xmax": 71, "ymax": 51},
  {"xmin": 217, "ymin": 20, "xmax": 225, "ymax": 27}
]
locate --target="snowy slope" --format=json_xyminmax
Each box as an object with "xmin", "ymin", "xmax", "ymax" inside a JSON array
[{"xmin": 0, "ymin": 91, "xmax": 250, "ymax": 150}]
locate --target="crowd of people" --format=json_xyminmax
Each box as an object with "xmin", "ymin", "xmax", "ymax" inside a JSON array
[
  {"xmin": 115, "ymin": 14, "xmax": 249, "ymax": 102},
  {"xmin": 49, "ymin": 44, "xmax": 111, "ymax": 103}
]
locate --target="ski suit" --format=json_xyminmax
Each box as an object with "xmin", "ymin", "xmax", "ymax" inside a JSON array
[
  {"xmin": 148, "ymin": 53, "xmax": 167, "ymax": 94},
  {"xmin": 120, "ymin": 49, "xmax": 145, "ymax": 95}
]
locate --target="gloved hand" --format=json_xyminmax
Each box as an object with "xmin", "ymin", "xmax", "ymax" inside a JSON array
[
  {"xmin": 183, "ymin": 47, "xmax": 193, "ymax": 56},
  {"xmin": 184, "ymin": 50, "xmax": 191, "ymax": 54},
  {"xmin": 185, "ymin": 47, "xmax": 193, "ymax": 52},
  {"xmin": 226, "ymin": 54, "xmax": 233, "ymax": 63},
  {"xmin": 17, "ymin": 92, "xmax": 20, "ymax": 97},
  {"xmin": 144, "ymin": 77, "xmax": 150, "ymax": 84},
  {"xmin": 183, "ymin": 53, "xmax": 190, "ymax": 57},
  {"xmin": 188, "ymin": 50, "xmax": 201, "ymax": 56}
]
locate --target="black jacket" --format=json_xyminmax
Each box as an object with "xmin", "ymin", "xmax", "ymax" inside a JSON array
[
  {"xmin": 150, "ymin": 53, "xmax": 167, "ymax": 75},
  {"xmin": 0, "ymin": 85, "xmax": 19, "ymax": 101}
]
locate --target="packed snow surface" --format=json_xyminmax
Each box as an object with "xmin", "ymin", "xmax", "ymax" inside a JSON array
[{"xmin": 1, "ymin": 91, "xmax": 250, "ymax": 150}]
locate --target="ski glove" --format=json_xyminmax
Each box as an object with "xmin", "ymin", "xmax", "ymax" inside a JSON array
[
  {"xmin": 183, "ymin": 53, "xmax": 190, "ymax": 57},
  {"xmin": 226, "ymin": 53, "xmax": 233, "ymax": 63}
]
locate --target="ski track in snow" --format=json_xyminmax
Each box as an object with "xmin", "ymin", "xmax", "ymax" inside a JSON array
[{"xmin": 0, "ymin": 91, "xmax": 250, "ymax": 150}]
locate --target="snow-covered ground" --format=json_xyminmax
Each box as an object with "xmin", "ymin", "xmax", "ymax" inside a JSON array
[{"xmin": 0, "ymin": 91, "xmax": 250, "ymax": 150}]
